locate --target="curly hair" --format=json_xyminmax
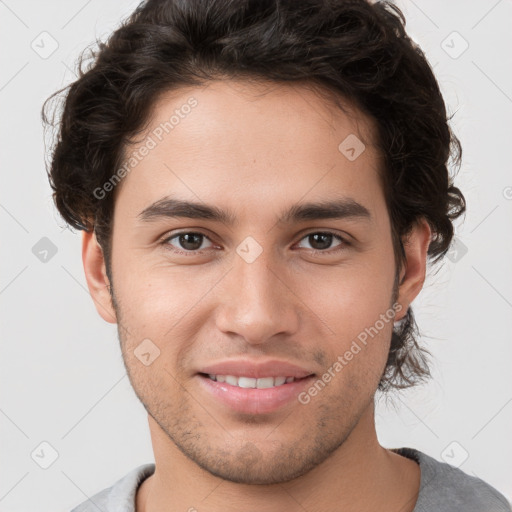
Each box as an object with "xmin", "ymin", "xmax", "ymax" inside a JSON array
[{"xmin": 43, "ymin": 0, "xmax": 466, "ymax": 392}]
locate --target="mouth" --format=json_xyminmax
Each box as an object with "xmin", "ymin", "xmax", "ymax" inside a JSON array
[
  {"xmin": 200, "ymin": 373, "xmax": 308, "ymax": 388},
  {"xmin": 196, "ymin": 372, "xmax": 316, "ymax": 415}
]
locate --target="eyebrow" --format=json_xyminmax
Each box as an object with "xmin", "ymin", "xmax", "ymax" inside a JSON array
[{"xmin": 137, "ymin": 196, "xmax": 372, "ymax": 226}]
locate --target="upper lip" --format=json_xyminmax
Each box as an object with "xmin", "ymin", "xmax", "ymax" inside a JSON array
[{"xmin": 198, "ymin": 359, "xmax": 315, "ymax": 379}]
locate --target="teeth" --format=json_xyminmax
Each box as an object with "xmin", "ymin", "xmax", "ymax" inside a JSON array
[
  {"xmin": 225, "ymin": 375, "xmax": 238, "ymax": 386},
  {"xmin": 207, "ymin": 375, "xmax": 296, "ymax": 388},
  {"xmin": 238, "ymin": 377, "xmax": 257, "ymax": 388},
  {"xmin": 256, "ymin": 377, "xmax": 274, "ymax": 389}
]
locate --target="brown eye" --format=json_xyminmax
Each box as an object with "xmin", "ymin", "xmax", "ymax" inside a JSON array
[
  {"xmin": 164, "ymin": 232, "xmax": 214, "ymax": 253},
  {"xmin": 296, "ymin": 232, "xmax": 347, "ymax": 253}
]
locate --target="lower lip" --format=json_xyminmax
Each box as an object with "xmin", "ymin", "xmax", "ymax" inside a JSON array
[{"xmin": 197, "ymin": 374, "xmax": 315, "ymax": 415}]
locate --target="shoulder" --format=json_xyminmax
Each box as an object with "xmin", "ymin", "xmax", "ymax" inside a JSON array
[
  {"xmin": 393, "ymin": 447, "xmax": 511, "ymax": 512},
  {"xmin": 70, "ymin": 463, "xmax": 156, "ymax": 512}
]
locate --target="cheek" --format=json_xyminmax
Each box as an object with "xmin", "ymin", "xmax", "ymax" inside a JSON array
[
  {"xmin": 301, "ymin": 288, "xmax": 395, "ymax": 408},
  {"xmin": 111, "ymin": 261, "xmax": 218, "ymax": 354},
  {"xmin": 290, "ymin": 253, "xmax": 396, "ymax": 384},
  {"xmin": 296, "ymin": 258, "xmax": 395, "ymax": 334}
]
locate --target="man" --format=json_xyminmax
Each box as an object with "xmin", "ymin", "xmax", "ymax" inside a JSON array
[{"xmin": 43, "ymin": 0, "xmax": 510, "ymax": 510}]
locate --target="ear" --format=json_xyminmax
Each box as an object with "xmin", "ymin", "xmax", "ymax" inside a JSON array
[
  {"xmin": 82, "ymin": 230, "xmax": 117, "ymax": 324},
  {"xmin": 394, "ymin": 218, "xmax": 432, "ymax": 322}
]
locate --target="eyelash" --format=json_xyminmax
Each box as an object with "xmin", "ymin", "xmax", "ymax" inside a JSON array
[{"xmin": 159, "ymin": 230, "xmax": 350, "ymax": 256}]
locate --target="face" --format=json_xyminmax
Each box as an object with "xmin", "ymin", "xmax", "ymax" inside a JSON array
[{"xmin": 84, "ymin": 80, "xmax": 428, "ymax": 485}]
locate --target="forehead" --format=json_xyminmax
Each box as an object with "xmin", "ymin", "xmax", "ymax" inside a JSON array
[
  {"xmin": 114, "ymin": 79, "xmax": 385, "ymax": 221},
  {"xmin": 143, "ymin": 78, "xmax": 378, "ymax": 151}
]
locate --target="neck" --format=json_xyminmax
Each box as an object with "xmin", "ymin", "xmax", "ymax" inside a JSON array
[{"xmin": 136, "ymin": 402, "xmax": 420, "ymax": 512}]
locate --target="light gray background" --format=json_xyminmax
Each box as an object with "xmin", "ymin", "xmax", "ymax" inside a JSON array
[{"xmin": 1, "ymin": 0, "xmax": 511, "ymax": 510}]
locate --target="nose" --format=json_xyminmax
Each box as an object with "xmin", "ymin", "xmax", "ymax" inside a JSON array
[{"xmin": 214, "ymin": 246, "xmax": 300, "ymax": 346}]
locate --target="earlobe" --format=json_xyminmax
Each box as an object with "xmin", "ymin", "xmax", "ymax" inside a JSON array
[
  {"xmin": 394, "ymin": 218, "xmax": 431, "ymax": 322},
  {"xmin": 81, "ymin": 230, "xmax": 117, "ymax": 324}
]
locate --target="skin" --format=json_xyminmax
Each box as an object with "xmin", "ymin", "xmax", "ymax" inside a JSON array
[{"xmin": 82, "ymin": 80, "xmax": 430, "ymax": 511}]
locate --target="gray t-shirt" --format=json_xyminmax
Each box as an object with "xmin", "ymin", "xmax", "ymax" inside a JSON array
[{"xmin": 70, "ymin": 447, "xmax": 511, "ymax": 511}]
